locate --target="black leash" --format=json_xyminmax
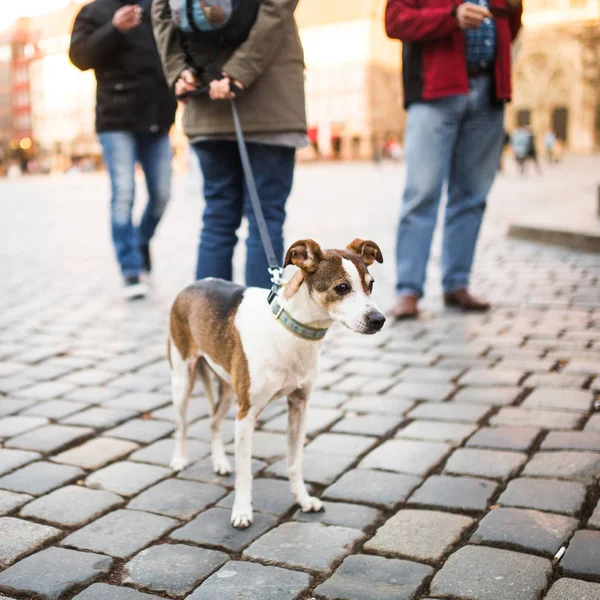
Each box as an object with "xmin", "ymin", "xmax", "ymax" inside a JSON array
[{"xmin": 178, "ymin": 81, "xmax": 284, "ymax": 302}]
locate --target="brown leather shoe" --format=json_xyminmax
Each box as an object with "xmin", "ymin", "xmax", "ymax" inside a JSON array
[
  {"xmin": 444, "ymin": 288, "xmax": 490, "ymax": 312},
  {"xmin": 390, "ymin": 295, "xmax": 419, "ymax": 320}
]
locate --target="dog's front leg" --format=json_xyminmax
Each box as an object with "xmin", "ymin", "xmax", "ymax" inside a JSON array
[
  {"xmin": 287, "ymin": 388, "xmax": 324, "ymax": 513},
  {"xmin": 231, "ymin": 407, "xmax": 257, "ymax": 529}
]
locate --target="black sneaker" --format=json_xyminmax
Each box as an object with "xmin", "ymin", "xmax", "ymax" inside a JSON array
[
  {"xmin": 123, "ymin": 275, "xmax": 149, "ymax": 300},
  {"xmin": 140, "ymin": 244, "xmax": 152, "ymax": 274}
]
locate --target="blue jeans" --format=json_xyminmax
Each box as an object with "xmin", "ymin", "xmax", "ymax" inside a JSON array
[
  {"xmin": 193, "ymin": 141, "xmax": 295, "ymax": 288},
  {"xmin": 396, "ymin": 75, "xmax": 504, "ymax": 298},
  {"xmin": 99, "ymin": 131, "xmax": 172, "ymax": 277}
]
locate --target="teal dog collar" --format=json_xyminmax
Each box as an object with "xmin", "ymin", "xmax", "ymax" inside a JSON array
[{"xmin": 270, "ymin": 297, "xmax": 329, "ymax": 341}]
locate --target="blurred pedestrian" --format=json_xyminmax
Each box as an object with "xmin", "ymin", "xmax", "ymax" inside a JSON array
[
  {"xmin": 525, "ymin": 127, "xmax": 542, "ymax": 174},
  {"xmin": 69, "ymin": 0, "xmax": 177, "ymax": 300},
  {"xmin": 544, "ymin": 130, "xmax": 557, "ymax": 163},
  {"xmin": 386, "ymin": 0, "xmax": 523, "ymax": 318},
  {"xmin": 510, "ymin": 126, "xmax": 529, "ymax": 174},
  {"xmin": 152, "ymin": 0, "xmax": 306, "ymax": 288}
]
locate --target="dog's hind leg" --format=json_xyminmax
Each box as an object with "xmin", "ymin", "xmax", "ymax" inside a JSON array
[
  {"xmin": 169, "ymin": 338, "xmax": 195, "ymax": 472},
  {"xmin": 287, "ymin": 387, "xmax": 323, "ymax": 513},
  {"xmin": 211, "ymin": 379, "xmax": 234, "ymax": 476}
]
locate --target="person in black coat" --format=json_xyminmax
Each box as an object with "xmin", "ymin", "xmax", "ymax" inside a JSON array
[{"xmin": 70, "ymin": 0, "xmax": 177, "ymax": 299}]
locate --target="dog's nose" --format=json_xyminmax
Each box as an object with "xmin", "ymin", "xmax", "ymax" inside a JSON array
[{"xmin": 367, "ymin": 312, "xmax": 386, "ymax": 330}]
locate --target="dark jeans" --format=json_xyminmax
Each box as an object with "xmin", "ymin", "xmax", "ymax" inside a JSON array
[
  {"xmin": 193, "ymin": 140, "xmax": 295, "ymax": 288},
  {"xmin": 99, "ymin": 131, "xmax": 172, "ymax": 277}
]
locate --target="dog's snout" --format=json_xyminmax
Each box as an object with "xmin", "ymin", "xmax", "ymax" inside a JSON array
[{"xmin": 367, "ymin": 312, "xmax": 386, "ymax": 330}]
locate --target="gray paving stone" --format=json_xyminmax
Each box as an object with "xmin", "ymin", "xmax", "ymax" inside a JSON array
[
  {"xmin": 313, "ymin": 554, "xmax": 433, "ymax": 600},
  {"xmin": 467, "ymin": 426, "xmax": 541, "ymax": 451},
  {"xmin": 342, "ymin": 395, "xmax": 414, "ymax": 415},
  {"xmin": 62, "ymin": 369, "xmax": 117, "ymax": 386},
  {"xmin": 62, "ymin": 407, "xmax": 137, "ymax": 429},
  {"xmin": 305, "ymin": 432, "xmax": 375, "ymax": 457},
  {"xmin": 564, "ymin": 359, "xmax": 600, "ymax": 376},
  {"xmin": 0, "ymin": 546, "xmax": 113, "ymax": 600},
  {"xmin": 104, "ymin": 418, "xmax": 174, "ymax": 444},
  {"xmin": 523, "ymin": 387, "xmax": 594, "ymax": 412},
  {"xmin": 73, "ymin": 583, "xmax": 160, "ymax": 600},
  {"xmin": 542, "ymin": 430, "xmax": 600, "ymax": 451},
  {"xmin": 490, "ymin": 407, "xmax": 583, "ymax": 430},
  {"xmin": 360, "ymin": 439, "xmax": 452, "ymax": 476},
  {"xmin": 178, "ymin": 457, "xmax": 266, "ymax": 487},
  {"xmin": 0, "ymin": 517, "xmax": 61, "ymax": 567},
  {"xmin": 0, "ymin": 490, "xmax": 32, "ymax": 515},
  {"xmin": 323, "ymin": 469, "xmax": 421, "ymax": 508},
  {"xmin": 22, "ymin": 400, "xmax": 88, "ymax": 420},
  {"xmin": 397, "ymin": 420, "xmax": 477, "ymax": 444},
  {"xmin": 171, "ymin": 507, "xmax": 276, "ymax": 552},
  {"xmin": 586, "ymin": 414, "xmax": 600, "ymax": 432},
  {"xmin": 187, "ymin": 561, "xmax": 310, "ymax": 600},
  {"xmin": 560, "ymin": 530, "xmax": 600, "ymax": 578},
  {"xmin": 0, "ymin": 398, "xmax": 37, "ymax": 417},
  {"xmin": 523, "ymin": 451, "xmax": 600, "ymax": 483},
  {"xmin": 52, "ymin": 437, "xmax": 139, "ymax": 470},
  {"xmin": 263, "ymin": 408, "xmax": 341, "ymax": 435},
  {"xmin": 62, "ymin": 509, "xmax": 178, "ymax": 558},
  {"xmin": 130, "ymin": 438, "xmax": 210, "ymax": 467},
  {"xmin": 244, "ymin": 522, "xmax": 363, "ymax": 573},
  {"xmin": 364, "ymin": 509, "xmax": 473, "ymax": 562},
  {"xmin": 15, "ymin": 381, "xmax": 76, "ymax": 400},
  {"xmin": 64, "ymin": 387, "xmax": 122, "ymax": 404},
  {"xmin": 187, "ymin": 418, "xmax": 235, "ymax": 443},
  {"xmin": 460, "ymin": 369, "xmax": 524, "ymax": 386},
  {"xmin": 102, "ymin": 392, "xmax": 170, "ymax": 413},
  {"xmin": 5, "ymin": 423, "xmax": 94, "ymax": 454},
  {"xmin": 388, "ymin": 382, "xmax": 454, "ymax": 402},
  {"xmin": 0, "ymin": 415, "xmax": 48, "ymax": 439},
  {"xmin": 151, "ymin": 401, "xmax": 209, "ymax": 423},
  {"xmin": 472, "ymin": 507, "xmax": 578, "ymax": 555},
  {"xmin": 331, "ymin": 414, "xmax": 402, "ymax": 436},
  {"xmin": 266, "ymin": 451, "xmax": 355, "ymax": 486},
  {"xmin": 311, "ymin": 390, "xmax": 349, "ymax": 408},
  {"xmin": 85, "ymin": 461, "xmax": 170, "ymax": 496},
  {"xmin": 0, "ymin": 448, "xmax": 41, "ymax": 476},
  {"xmin": 225, "ymin": 430, "xmax": 287, "ymax": 459},
  {"xmin": 20, "ymin": 485, "xmax": 123, "ymax": 527},
  {"xmin": 544, "ymin": 578, "xmax": 600, "ymax": 600},
  {"xmin": 407, "ymin": 402, "xmax": 491, "ymax": 423},
  {"xmin": 217, "ymin": 478, "xmax": 298, "ymax": 516},
  {"xmin": 430, "ymin": 545, "xmax": 552, "ymax": 600},
  {"xmin": 408, "ymin": 475, "xmax": 498, "ymax": 513},
  {"xmin": 124, "ymin": 544, "xmax": 228, "ymax": 596},
  {"xmin": 524, "ymin": 373, "xmax": 588, "ymax": 388},
  {"xmin": 293, "ymin": 501, "xmax": 381, "ymax": 530},
  {"xmin": 452, "ymin": 386, "xmax": 522, "ymax": 406},
  {"xmin": 128, "ymin": 478, "xmax": 226, "ymax": 519},
  {"xmin": 400, "ymin": 367, "xmax": 461, "ymax": 383},
  {"xmin": 499, "ymin": 477, "xmax": 587, "ymax": 516},
  {"xmin": 445, "ymin": 448, "xmax": 528, "ymax": 480},
  {"xmin": 0, "ymin": 461, "xmax": 84, "ymax": 495}
]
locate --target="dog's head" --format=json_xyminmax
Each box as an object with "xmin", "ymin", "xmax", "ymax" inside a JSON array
[{"xmin": 284, "ymin": 238, "xmax": 386, "ymax": 334}]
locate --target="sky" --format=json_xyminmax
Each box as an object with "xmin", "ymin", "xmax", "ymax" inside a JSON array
[{"xmin": 1, "ymin": 0, "xmax": 73, "ymax": 30}]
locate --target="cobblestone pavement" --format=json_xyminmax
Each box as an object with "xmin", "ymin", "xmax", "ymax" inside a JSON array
[{"xmin": 0, "ymin": 157, "xmax": 599, "ymax": 600}]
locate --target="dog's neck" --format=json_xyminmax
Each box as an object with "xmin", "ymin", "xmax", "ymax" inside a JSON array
[{"xmin": 279, "ymin": 271, "xmax": 333, "ymax": 330}]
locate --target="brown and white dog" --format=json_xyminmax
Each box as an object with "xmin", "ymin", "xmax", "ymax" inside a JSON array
[{"xmin": 167, "ymin": 238, "xmax": 385, "ymax": 528}]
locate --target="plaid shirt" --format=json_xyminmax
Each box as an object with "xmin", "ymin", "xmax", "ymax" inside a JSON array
[{"xmin": 464, "ymin": 0, "xmax": 496, "ymax": 68}]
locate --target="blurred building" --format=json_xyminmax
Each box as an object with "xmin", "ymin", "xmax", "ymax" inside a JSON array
[
  {"xmin": 506, "ymin": 0, "xmax": 600, "ymax": 152},
  {"xmin": 296, "ymin": 0, "xmax": 404, "ymax": 160}
]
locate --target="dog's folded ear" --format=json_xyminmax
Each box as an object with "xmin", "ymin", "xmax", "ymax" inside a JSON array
[
  {"xmin": 284, "ymin": 239, "xmax": 323, "ymax": 272},
  {"xmin": 347, "ymin": 239, "xmax": 384, "ymax": 266}
]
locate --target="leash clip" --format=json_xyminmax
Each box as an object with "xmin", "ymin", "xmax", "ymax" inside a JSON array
[{"xmin": 267, "ymin": 267, "xmax": 284, "ymax": 305}]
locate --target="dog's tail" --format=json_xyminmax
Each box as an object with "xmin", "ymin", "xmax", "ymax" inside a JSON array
[{"xmin": 196, "ymin": 358, "xmax": 217, "ymax": 415}]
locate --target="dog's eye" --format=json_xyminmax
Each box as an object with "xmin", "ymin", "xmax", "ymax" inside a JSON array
[
  {"xmin": 334, "ymin": 283, "xmax": 351, "ymax": 295},
  {"xmin": 369, "ymin": 280, "xmax": 374, "ymax": 293}
]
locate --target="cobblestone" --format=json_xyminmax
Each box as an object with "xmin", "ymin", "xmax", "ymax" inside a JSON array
[
  {"xmin": 0, "ymin": 517, "xmax": 61, "ymax": 567},
  {"xmin": 0, "ymin": 448, "xmax": 41, "ymax": 476},
  {"xmin": 541, "ymin": 430, "xmax": 600, "ymax": 451},
  {"xmin": 544, "ymin": 578, "xmax": 600, "ymax": 600},
  {"xmin": 560, "ymin": 530, "xmax": 600, "ymax": 579},
  {"xmin": 466, "ymin": 426, "xmax": 541, "ymax": 451},
  {"xmin": 444, "ymin": 448, "xmax": 528, "ymax": 480},
  {"xmin": 364, "ymin": 509, "xmax": 473, "ymax": 562},
  {"xmin": 396, "ymin": 420, "xmax": 477, "ymax": 444},
  {"xmin": 52, "ymin": 437, "xmax": 139, "ymax": 470},
  {"xmin": 523, "ymin": 451, "xmax": 600, "ymax": 483},
  {"xmin": 5, "ymin": 424, "xmax": 94, "ymax": 454},
  {"xmin": 0, "ymin": 416, "xmax": 48, "ymax": 439},
  {"xmin": 313, "ymin": 554, "xmax": 433, "ymax": 600},
  {"xmin": 85, "ymin": 461, "xmax": 170, "ymax": 496},
  {"xmin": 0, "ymin": 490, "xmax": 32, "ymax": 516},
  {"xmin": 407, "ymin": 402, "xmax": 491, "ymax": 423},
  {"xmin": 523, "ymin": 387, "xmax": 594, "ymax": 412},
  {"xmin": 0, "ymin": 461, "xmax": 84, "ymax": 495},
  {"xmin": 292, "ymin": 501, "xmax": 381, "ymax": 530},
  {"xmin": 73, "ymin": 584, "xmax": 160, "ymax": 600},
  {"xmin": 490, "ymin": 407, "xmax": 583, "ymax": 429}
]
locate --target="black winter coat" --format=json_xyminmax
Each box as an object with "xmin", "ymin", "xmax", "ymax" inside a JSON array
[{"xmin": 69, "ymin": 0, "xmax": 177, "ymax": 134}]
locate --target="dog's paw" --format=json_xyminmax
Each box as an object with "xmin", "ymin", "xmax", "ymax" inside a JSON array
[
  {"xmin": 300, "ymin": 495, "xmax": 324, "ymax": 513},
  {"xmin": 231, "ymin": 507, "xmax": 253, "ymax": 529},
  {"xmin": 170, "ymin": 454, "xmax": 189, "ymax": 472},
  {"xmin": 212, "ymin": 457, "xmax": 232, "ymax": 476}
]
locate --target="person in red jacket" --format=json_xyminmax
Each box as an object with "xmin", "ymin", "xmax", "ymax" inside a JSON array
[{"xmin": 386, "ymin": 0, "xmax": 522, "ymax": 319}]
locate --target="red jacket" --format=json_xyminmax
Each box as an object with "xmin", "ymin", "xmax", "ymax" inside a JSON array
[{"xmin": 385, "ymin": 0, "xmax": 522, "ymax": 107}]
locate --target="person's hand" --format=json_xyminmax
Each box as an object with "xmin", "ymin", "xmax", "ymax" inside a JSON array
[
  {"xmin": 112, "ymin": 4, "xmax": 142, "ymax": 33},
  {"xmin": 455, "ymin": 3, "xmax": 492, "ymax": 29},
  {"xmin": 209, "ymin": 75, "xmax": 245, "ymax": 100},
  {"xmin": 175, "ymin": 69, "xmax": 200, "ymax": 104}
]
